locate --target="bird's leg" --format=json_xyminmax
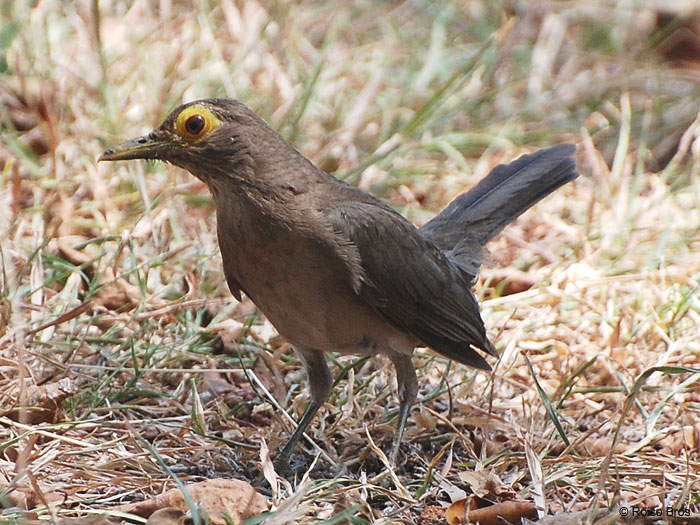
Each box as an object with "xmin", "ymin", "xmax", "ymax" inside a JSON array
[
  {"xmin": 387, "ymin": 351, "xmax": 418, "ymax": 466},
  {"xmin": 275, "ymin": 346, "xmax": 332, "ymax": 474}
]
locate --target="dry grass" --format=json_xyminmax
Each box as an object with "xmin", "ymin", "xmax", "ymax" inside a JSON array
[{"xmin": 1, "ymin": 0, "xmax": 699, "ymax": 523}]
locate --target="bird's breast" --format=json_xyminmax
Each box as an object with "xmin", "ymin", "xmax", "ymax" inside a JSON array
[{"xmin": 214, "ymin": 197, "xmax": 413, "ymax": 354}]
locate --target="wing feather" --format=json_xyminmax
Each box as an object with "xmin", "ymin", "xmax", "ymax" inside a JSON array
[{"xmin": 323, "ymin": 200, "xmax": 496, "ymax": 369}]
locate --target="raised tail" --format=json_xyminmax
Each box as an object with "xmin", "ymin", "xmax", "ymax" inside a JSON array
[{"xmin": 420, "ymin": 144, "xmax": 578, "ymax": 270}]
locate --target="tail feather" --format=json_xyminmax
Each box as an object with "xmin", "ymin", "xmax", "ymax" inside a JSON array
[{"xmin": 420, "ymin": 145, "xmax": 578, "ymax": 258}]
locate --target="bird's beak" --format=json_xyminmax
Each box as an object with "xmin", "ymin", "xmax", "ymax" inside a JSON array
[{"xmin": 99, "ymin": 134, "xmax": 169, "ymax": 162}]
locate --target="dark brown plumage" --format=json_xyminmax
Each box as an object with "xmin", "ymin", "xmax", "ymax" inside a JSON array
[{"xmin": 100, "ymin": 98, "xmax": 578, "ymax": 474}]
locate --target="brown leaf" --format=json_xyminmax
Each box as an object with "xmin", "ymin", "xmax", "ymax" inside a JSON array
[
  {"xmin": 146, "ymin": 507, "xmax": 189, "ymax": 525},
  {"xmin": 27, "ymin": 303, "xmax": 92, "ymax": 337},
  {"xmin": 481, "ymin": 268, "xmax": 542, "ymax": 296},
  {"xmin": 658, "ymin": 426, "xmax": 696, "ymax": 456},
  {"xmin": 583, "ymin": 436, "xmax": 627, "ymax": 457},
  {"xmin": 0, "ymin": 296, "xmax": 10, "ymax": 337},
  {"xmin": 20, "ymin": 125, "xmax": 49, "ymax": 156},
  {"xmin": 6, "ymin": 378, "xmax": 77, "ymax": 424},
  {"xmin": 4, "ymin": 489, "xmax": 29, "ymax": 509},
  {"xmin": 458, "ymin": 470, "xmax": 510, "ymax": 500},
  {"xmin": 92, "ymin": 268, "xmax": 141, "ymax": 311},
  {"xmin": 446, "ymin": 499, "xmax": 537, "ymax": 525},
  {"xmin": 0, "ymin": 84, "xmax": 51, "ymax": 164},
  {"xmin": 115, "ymin": 479, "xmax": 268, "ymax": 525},
  {"xmin": 414, "ymin": 405, "xmax": 437, "ymax": 432},
  {"xmin": 203, "ymin": 368, "xmax": 236, "ymax": 397},
  {"xmin": 655, "ymin": 10, "xmax": 700, "ymax": 67},
  {"xmin": 0, "ymin": 85, "xmax": 38, "ymax": 131},
  {"xmin": 56, "ymin": 236, "xmax": 93, "ymax": 266},
  {"xmin": 446, "ymin": 497, "xmax": 479, "ymax": 524},
  {"xmin": 208, "ymin": 319, "xmax": 246, "ymax": 345}
]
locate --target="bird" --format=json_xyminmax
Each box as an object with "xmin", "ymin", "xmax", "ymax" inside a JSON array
[{"xmin": 100, "ymin": 98, "xmax": 578, "ymax": 474}]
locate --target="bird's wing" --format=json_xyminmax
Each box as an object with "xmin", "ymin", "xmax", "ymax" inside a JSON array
[{"xmin": 321, "ymin": 199, "xmax": 496, "ymax": 369}]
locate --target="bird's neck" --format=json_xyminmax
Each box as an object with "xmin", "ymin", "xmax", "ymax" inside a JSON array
[{"xmin": 207, "ymin": 166, "xmax": 314, "ymax": 236}]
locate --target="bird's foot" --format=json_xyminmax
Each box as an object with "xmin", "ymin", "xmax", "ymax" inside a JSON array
[
  {"xmin": 275, "ymin": 450, "xmax": 347, "ymax": 480},
  {"xmin": 273, "ymin": 452, "xmax": 309, "ymax": 479}
]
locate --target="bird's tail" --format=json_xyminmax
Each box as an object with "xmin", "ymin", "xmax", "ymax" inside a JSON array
[{"xmin": 420, "ymin": 144, "xmax": 578, "ymax": 270}]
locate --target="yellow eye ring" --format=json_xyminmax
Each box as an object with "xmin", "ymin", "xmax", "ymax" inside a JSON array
[{"xmin": 175, "ymin": 104, "xmax": 220, "ymax": 140}]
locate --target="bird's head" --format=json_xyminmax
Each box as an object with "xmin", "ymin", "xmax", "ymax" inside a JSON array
[{"xmin": 99, "ymin": 98, "xmax": 281, "ymax": 182}]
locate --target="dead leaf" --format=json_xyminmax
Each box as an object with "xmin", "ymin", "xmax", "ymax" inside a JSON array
[
  {"xmin": 658, "ymin": 425, "xmax": 696, "ymax": 456},
  {"xmin": 146, "ymin": 507, "xmax": 189, "ymax": 524},
  {"xmin": 0, "ymin": 296, "xmax": 10, "ymax": 337},
  {"xmin": 458, "ymin": 470, "xmax": 510, "ymax": 500},
  {"xmin": 583, "ymin": 436, "xmax": 627, "ymax": 457},
  {"xmin": 654, "ymin": 9, "xmax": 700, "ymax": 68},
  {"xmin": 92, "ymin": 267, "xmax": 141, "ymax": 311},
  {"xmin": 6, "ymin": 378, "xmax": 77, "ymax": 424},
  {"xmin": 56, "ymin": 236, "xmax": 93, "ymax": 266},
  {"xmin": 115, "ymin": 478, "xmax": 268, "ymax": 525},
  {"xmin": 0, "ymin": 84, "xmax": 50, "ymax": 162},
  {"xmin": 446, "ymin": 497, "xmax": 479, "ymax": 524},
  {"xmin": 208, "ymin": 319, "xmax": 246, "ymax": 345},
  {"xmin": 446, "ymin": 499, "xmax": 538, "ymax": 525},
  {"xmin": 634, "ymin": 486, "xmax": 663, "ymax": 509},
  {"xmin": 0, "ymin": 84, "xmax": 40, "ymax": 131},
  {"xmin": 414, "ymin": 405, "xmax": 437, "ymax": 432},
  {"xmin": 4, "ymin": 489, "xmax": 29, "ymax": 509},
  {"xmin": 203, "ymin": 363, "xmax": 235, "ymax": 398},
  {"xmin": 481, "ymin": 268, "xmax": 542, "ymax": 296},
  {"xmin": 27, "ymin": 303, "xmax": 92, "ymax": 337}
]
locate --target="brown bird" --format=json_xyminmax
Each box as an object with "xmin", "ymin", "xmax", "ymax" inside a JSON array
[{"xmin": 100, "ymin": 98, "xmax": 578, "ymax": 473}]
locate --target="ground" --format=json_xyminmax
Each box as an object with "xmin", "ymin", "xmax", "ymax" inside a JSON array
[{"xmin": 1, "ymin": 1, "xmax": 699, "ymax": 524}]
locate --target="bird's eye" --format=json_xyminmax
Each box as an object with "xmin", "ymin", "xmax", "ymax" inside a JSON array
[
  {"xmin": 185, "ymin": 115, "xmax": 206, "ymax": 135},
  {"xmin": 174, "ymin": 104, "xmax": 220, "ymax": 140}
]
